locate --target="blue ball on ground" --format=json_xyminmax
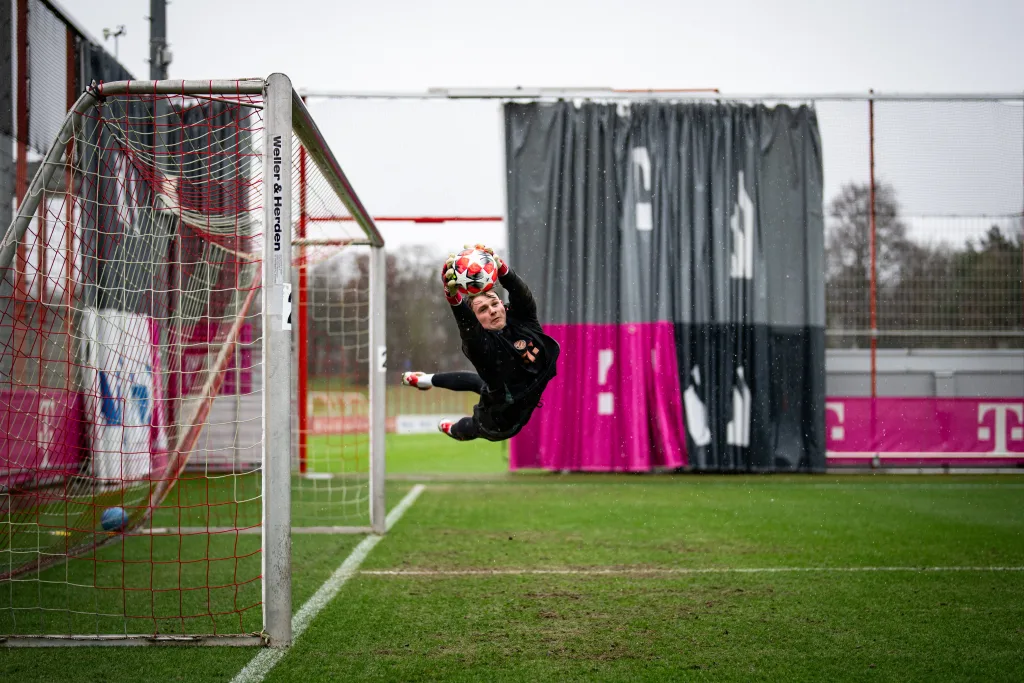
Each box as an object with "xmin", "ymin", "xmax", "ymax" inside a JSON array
[{"xmin": 101, "ymin": 507, "xmax": 130, "ymax": 532}]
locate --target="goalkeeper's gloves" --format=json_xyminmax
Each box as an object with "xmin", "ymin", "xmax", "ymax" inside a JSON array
[
  {"xmin": 466, "ymin": 243, "xmax": 510, "ymax": 277},
  {"xmin": 441, "ymin": 254, "xmax": 462, "ymax": 306}
]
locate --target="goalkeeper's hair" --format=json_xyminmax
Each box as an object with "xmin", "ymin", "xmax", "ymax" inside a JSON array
[{"xmin": 468, "ymin": 289, "xmax": 504, "ymax": 312}]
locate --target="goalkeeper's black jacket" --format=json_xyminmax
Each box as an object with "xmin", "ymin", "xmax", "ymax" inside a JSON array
[{"xmin": 449, "ymin": 267, "xmax": 560, "ymax": 437}]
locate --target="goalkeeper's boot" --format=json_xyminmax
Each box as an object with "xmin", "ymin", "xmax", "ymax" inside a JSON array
[
  {"xmin": 438, "ymin": 419, "xmax": 457, "ymax": 439},
  {"xmin": 402, "ymin": 372, "xmax": 433, "ymax": 390}
]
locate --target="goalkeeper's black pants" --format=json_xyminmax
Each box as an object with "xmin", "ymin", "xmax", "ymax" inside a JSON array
[
  {"xmin": 432, "ymin": 372, "xmax": 488, "ymax": 441},
  {"xmin": 432, "ymin": 371, "xmax": 485, "ymax": 394},
  {"xmin": 433, "ymin": 372, "xmax": 539, "ymax": 442}
]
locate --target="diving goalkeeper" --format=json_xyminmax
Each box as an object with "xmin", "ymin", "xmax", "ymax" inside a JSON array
[{"xmin": 402, "ymin": 245, "xmax": 560, "ymax": 441}]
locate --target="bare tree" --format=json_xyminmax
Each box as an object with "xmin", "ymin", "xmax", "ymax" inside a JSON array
[
  {"xmin": 825, "ymin": 181, "xmax": 914, "ymax": 338},
  {"xmin": 304, "ymin": 246, "xmax": 473, "ymax": 385},
  {"xmin": 950, "ymin": 225, "xmax": 1023, "ymax": 342},
  {"xmin": 826, "ymin": 182, "xmax": 1022, "ymax": 349}
]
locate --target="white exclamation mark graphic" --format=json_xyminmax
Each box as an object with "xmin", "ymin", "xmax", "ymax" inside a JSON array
[{"xmin": 597, "ymin": 349, "xmax": 615, "ymax": 415}]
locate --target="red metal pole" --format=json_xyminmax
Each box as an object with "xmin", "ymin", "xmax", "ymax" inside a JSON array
[
  {"xmin": 868, "ymin": 94, "xmax": 878, "ymax": 400},
  {"xmin": 312, "ymin": 215, "xmax": 503, "ymax": 223},
  {"xmin": 297, "ymin": 144, "xmax": 309, "ymax": 475}
]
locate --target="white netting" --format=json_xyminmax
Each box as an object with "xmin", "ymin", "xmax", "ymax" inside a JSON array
[
  {"xmin": 183, "ymin": 130, "xmax": 376, "ymax": 529},
  {"xmin": 290, "ymin": 134, "xmax": 374, "ymax": 528}
]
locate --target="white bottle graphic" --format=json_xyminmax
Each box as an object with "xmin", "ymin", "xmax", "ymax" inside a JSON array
[
  {"xmin": 683, "ymin": 365, "xmax": 712, "ymax": 447},
  {"xmin": 730, "ymin": 171, "xmax": 754, "ymax": 280},
  {"xmin": 631, "ymin": 147, "xmax": 653, "ymax": 231},
  {"xmin": 726, "ymin": 367, "xmax": 751, "ymax": 448}
]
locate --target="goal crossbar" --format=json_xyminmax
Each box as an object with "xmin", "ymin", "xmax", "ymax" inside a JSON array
[{"xmin": 0, "ymin": 78, "xmax": 383, "ymax": 275}]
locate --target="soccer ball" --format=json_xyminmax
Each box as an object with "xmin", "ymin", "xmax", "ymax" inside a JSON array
[
  {"xmin": 101, "ymin": 507, "xmax": 129, "ymax": 532},
  {"xmin": 451, "ymin": 248, "xmax": 500, "ymax": 296}
]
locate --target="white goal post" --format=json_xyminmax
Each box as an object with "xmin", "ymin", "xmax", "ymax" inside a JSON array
[{"xmin": 0, "ymin": 74, "xmax": 385, "ymax": 647}]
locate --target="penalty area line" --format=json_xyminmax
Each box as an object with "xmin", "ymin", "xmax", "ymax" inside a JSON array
[
  {"xmin": 231, "ymin": 484, "xmax": 426, "ymax": 683},
  {"xmin": 359, "ymin": 565, "xmax": 1024, "ymax": 577}
]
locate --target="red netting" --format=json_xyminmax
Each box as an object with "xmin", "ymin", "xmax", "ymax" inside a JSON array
[{"xmin": 0, "ymin": 89, "xmax": 266, "ymax": 637}]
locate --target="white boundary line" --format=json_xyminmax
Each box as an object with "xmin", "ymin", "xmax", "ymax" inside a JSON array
[
  {"xmin": 359, "ymin": 565, "xmax": 1024, "ymax": 577},
  {"xmin": 231, "ymin": 484, "xmax": 426, "ymax": 683}
]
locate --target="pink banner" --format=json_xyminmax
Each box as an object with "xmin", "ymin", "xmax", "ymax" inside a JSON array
[
  {"xmin": 510, "ymin": 322, "xmax": 687, "ymax": 472},
  {"xmin": 0, "ymin": 389, "xmax": 84, "ymax": 490},
  {"xmin": 826, "ymin": 397, "xmax": 1024, "ymax": 466}
]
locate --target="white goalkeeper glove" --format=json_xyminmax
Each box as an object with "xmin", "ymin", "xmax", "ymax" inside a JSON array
[{"xmin": 441, "ymin": 254, "xmax": 462, "ymax": 305}]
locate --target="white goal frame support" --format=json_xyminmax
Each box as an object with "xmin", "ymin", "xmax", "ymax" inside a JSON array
[
  {"xmin": 369, "ymin": 244, "xmax": 387, "ymax": 534},
  {"xmin": 263, "ymin": 72, "xmax": 294, "ymax": 649},
  {"xmin": 0, "ymin": 74, "xmax": 386, "ymax": 648}
]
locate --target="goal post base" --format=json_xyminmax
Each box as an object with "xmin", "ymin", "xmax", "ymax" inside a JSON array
[
  {"xmin": 142, "ymin": 526, "xmax": 376, "ymax": 535},
  {"xmin": 0, "ymin": 634, "xmax": 267, "ymax": 648}
]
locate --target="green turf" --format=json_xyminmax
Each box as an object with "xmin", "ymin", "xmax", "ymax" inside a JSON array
[
  {"xmin": 0, "ymin": 474, "xmax": 396, "ymax": 638},
  {"xmin": 269, "ymin": 476, "xmax": 1024, "ymax": 682},
  {"xmin": 3, "ymin": 470, "xmax": 1024, "ymax": 681},
  {"xmin": 0, "ymin": 431, "xmax": 498, "ymax": 642},
  {"xmin": 0, "ymin": 531, "xmax": 360, "ymax": 678},
  {"xmin": 285, "ymin": 570, "xmax": 1023, "ymax": 682},
  {"xmin": 304, "ymin": 433, "xmax": 508, "ymax": 475},
  {"xmin": 383, "ymin": 433, "xmax": 509, "ymax": 474},
  {"xmin": 0, "ymin": 484, "xmax": 414, "ymax": 681}
]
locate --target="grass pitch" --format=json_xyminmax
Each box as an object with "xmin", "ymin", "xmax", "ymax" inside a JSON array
[{"xmin": 2, "ymin": 435, "xmax": 1023, "ymax": 681}]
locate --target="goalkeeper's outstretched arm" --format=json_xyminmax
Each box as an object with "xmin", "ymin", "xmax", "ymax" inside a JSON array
[
  {"xmin": 497, "ymin": 266, "xmax": 538, "ymax": 323},
  {"xmin": 441, "ymin": 255, "xmax": 482, "ymax": 341},
  {"xmin": 449, "ymin": 299, "xmax": 481, "ymax": 341}
]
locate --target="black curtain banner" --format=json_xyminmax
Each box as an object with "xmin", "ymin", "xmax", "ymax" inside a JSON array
[{"xmin": 506, "ymin": 101, "xmax": 826, "ymax": 472}]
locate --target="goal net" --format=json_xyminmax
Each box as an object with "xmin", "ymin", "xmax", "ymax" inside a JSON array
[
  {"xmin": 0, "ymin": 75, "xmax": 385, "ymax": 646},
  {"xmin": 186, "ymin": 139, "xmax": 385, "ymax": 535},
  {"xmin": 291, "ymin": 237, "xmax": 377, "ymax": 531}
]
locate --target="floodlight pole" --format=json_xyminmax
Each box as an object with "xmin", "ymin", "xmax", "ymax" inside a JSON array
[
  {"xmin": 102, "ymin": 25, "xmax": 126, "ymax": 59},
  {"xmin": 149, "ymin": 0, "xmax": 168, "ymax": 79}
]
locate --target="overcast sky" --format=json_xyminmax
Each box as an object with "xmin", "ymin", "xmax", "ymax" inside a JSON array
[{"xmin": 57, "ymin": 0, "xmax": 1024, "ymax": 252}]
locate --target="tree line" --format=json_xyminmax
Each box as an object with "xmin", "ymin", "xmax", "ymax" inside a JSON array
[
  {"xmin": 303, "ymin": 181, "xmax": 1023, "ymax": 385},
  {"xmin": 826, "ymin": 181, "xmax": 1023, "ymax": 349},
  {"xmin": 303, "ymin": 246, "xmax": 473, "ymax": 386}
]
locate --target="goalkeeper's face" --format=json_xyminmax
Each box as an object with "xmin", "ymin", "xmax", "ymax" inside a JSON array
[{"xmin": 471, "ymin": 292, "xmax": 507, "ymax": 331}]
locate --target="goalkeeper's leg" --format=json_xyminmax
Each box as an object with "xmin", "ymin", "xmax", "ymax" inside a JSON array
[
  {"xmin": 438, "ymin": 416, "xmax": 480, "ymax": 441},
  {"xmin": 403, "ymin": 371, "xmax": 485, "ymax": 393},
  {"xmin": 441, "ymin": 389, "xmax": 544, "ymax": 442}
]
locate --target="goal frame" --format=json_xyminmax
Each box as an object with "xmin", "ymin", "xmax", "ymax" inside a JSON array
[{"xmin": 0, "ymin": 74, "xmax": 386, "ymax": 648}]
